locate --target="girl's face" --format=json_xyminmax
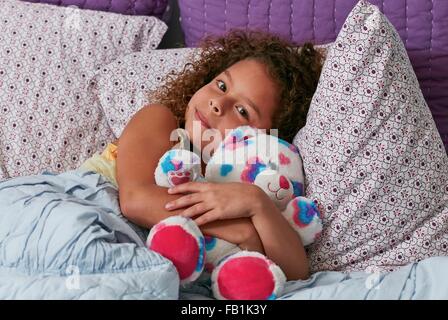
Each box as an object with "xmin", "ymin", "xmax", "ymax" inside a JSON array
[{"xmin": 184, "ymin": 59, "xmax": 280, "ymax": 153}]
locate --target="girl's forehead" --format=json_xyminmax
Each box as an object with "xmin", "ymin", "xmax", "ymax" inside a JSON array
[
  {"xmin": 221, "ymin": 59, "xmax": 277, "ymax": 88},
  {"xmin": 226, "ymin": 58, "xmax": 266, "ymax": 72}
]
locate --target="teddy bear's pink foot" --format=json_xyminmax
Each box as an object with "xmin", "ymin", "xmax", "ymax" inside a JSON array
[
  {"xmin": 211, "ymin": 251, "xmax": 286, "ymax": 300},
  {"xmin": 168, "ymin": 170, "xmax": 192, "ymax": 186},
  {"xmin": 146, "ymin": 216, "xmax": 205, "ymax": 284}
]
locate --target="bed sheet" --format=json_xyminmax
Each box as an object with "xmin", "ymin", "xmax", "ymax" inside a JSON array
[{"xmin": 180, "ymin": 256, "xmax": 448, "ymax": 300}]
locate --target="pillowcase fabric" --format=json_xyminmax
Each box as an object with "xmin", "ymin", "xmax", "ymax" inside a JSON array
[
  {"xmin": 294, "ymin": 0, "xmax": 448, "ymax": 273},
  {"xmin": 91, "ymin": 48, "xmax": 201, "ymax": 138},
  {"xmin": 0, "ymin": 0, "xmax": 167, "ymax": 181}
]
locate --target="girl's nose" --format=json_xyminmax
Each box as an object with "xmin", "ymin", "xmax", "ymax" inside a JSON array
[{"xmin": 209, "ymin": 99, "xmax": 222, "ymax": 115}]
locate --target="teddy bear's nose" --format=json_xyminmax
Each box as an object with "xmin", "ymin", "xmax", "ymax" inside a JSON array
[{"xmin": 279, "ymin": 176, "xmax": 290, "ymax": 189}]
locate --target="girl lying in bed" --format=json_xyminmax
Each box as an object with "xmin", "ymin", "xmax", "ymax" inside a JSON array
[{"xmin": 80, "ymin": 29, "xmax": 323, "ymax": 282}]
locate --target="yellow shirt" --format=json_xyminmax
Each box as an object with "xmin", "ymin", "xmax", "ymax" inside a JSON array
[
  {"xmin": 79, "ymin": 142, "xmax": 118, "ymax": 187},
  {"xmin": 79, "ymin": 129, "xmax": 192, "ymax": 188}
]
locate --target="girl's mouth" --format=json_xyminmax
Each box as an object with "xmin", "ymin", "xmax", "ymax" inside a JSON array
[{"xmin": 195, "ymin": 108, "xmax": 211, "ymax": 128}]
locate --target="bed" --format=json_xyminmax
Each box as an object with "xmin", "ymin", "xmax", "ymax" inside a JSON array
[{"xmin": 0, "ymin": 0, "xmax": 446, "ymax": 299}]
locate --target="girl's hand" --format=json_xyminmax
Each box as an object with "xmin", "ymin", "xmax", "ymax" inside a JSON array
[{"xmin": 165, "ymin": 181, "xmax": 265, "ymax": 226}]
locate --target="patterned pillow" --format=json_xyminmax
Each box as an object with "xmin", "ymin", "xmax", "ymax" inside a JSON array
[
  {"xmin": 294, "ymin": 0, "xmax": 448, "ymax": 273},
  {"xmin": 92, "ymin": 48, "xmax": 200, "ymax": 138},
  {"xmin": 0, "ymin": 0, "xmax": 167, "ymax": 181}
]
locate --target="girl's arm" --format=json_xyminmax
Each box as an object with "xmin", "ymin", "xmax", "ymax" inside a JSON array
[
  {"xmin": 250, "ymin": 187, "xmax": 309, "ymax": 281},
  {"xmin": 124, "ymin": 184, "xmax": 262, "ymax": 248},
  {"xmin": 116, "ymin": 104, "xmax": 263, "ymax": 249},
  {"xmin": 166, "ymin": 181, "xmax": 308, "ymax": 280}
]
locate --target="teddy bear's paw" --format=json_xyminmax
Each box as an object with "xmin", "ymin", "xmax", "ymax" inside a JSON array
[
  {"xmin": 211, "ymin": 251, "xmax": 286, "ymax": 300},
  {"xmin": 146, "ymin": 216, "xmax": 205, "ymax": 285},
  {"xmin": 168, "ymin": 170, "xmax": 193, "ymax": 186},
  {"xmin": 155, "ymin": 149, "xmax": 202, "ymax": 188},
  {"xmin": 283, "ymin": 197, "xmax": 323, "ymax": 246},
  {"xmin": 204, "ymin": 237, "xmax": 241, "ymax": 273}
]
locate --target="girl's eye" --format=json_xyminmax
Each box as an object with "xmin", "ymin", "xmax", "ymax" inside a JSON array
[
  {"xmin": 236, "ymin": 105, "xmax": 249, "ymax": 119},
  {"xmin": 216, "ymin": 80, "xmax": 226, "ymax": 92}
]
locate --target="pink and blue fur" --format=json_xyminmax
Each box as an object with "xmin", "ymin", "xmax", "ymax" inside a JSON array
[{"xmin": 149, "ymin": 125, "xmax": 322, "ymax": 300}]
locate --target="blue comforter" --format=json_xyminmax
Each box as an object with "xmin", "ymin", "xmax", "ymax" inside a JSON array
[
  {"xmin": 0, "ymin": 169, "xmax": 446, "ymax": 300},
  {"xmin": 0, "ymin": 169, "xmax": 179, "ymax": 299},
  {"xmin": 279, "ymin": 256, "xmax": 448, "ymax": 300}
]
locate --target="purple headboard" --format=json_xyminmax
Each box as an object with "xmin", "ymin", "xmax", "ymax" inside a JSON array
[
  {"xmin": 178, "ymin": 0, "xmax": 448, "ymax": 151},
  {"xmin": 21, "ymin": 0, "xmax": 169, "ymax": 19}
]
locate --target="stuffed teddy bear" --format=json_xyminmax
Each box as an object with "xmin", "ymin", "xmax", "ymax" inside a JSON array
[{"xmin": 146, "ymin": 125, "xmax": 322, "ymax": 300}]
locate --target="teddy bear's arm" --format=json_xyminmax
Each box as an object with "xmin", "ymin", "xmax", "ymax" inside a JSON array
[
  {"xmin": 281, "ymin": 196, "xmax": 323, "ymax": 246},
  {"xmin": 154, "ymin": 149, "xmax": 204, "ymax": 188}
]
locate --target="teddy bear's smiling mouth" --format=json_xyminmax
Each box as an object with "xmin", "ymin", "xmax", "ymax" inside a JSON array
[{"xmin": 267, "ymin": 182, "xmax": 285, "ymax": 201}]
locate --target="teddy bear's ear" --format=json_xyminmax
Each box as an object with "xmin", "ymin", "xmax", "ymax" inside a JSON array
[{"xmin": 220, "ymin": 125, "xmax": 259, "ymax": 149}]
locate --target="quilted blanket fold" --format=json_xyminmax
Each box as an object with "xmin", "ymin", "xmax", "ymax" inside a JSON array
[{"xmin": 0, "ymin": 169, "xmax": 179, "ymax": 299}]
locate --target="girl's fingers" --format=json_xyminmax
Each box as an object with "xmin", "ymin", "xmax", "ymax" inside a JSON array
[
  {"xmin": 167, "ymin": 181, "xmax": 209, "ymax": 194},
  {"xmin": 194, "ymin": 210, "xmax": 218, "ymax": 226},
  {"xmin": 180, "ymin": 203, "xmax": 212, "ymax": 220},
  {"xmin": 165, "ymin": 193, "xmax": 202, "ymax": 210}
]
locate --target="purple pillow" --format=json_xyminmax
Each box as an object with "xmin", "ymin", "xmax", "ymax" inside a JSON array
[
  {"xmin": 177, "ymin": 0, "xmax": 448, "ymax": 152},
  {"xmin": 21, "ymin": 0, "xmax": 168, "ymax": 19}
]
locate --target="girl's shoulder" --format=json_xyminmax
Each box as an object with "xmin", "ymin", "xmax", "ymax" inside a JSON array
[
  {"xmin": 114, "ymin": 104, "xmax": 179, "ymax": 146},
  {"xmin": 127, "ymin": 103, "xmax": 178, "ymax": 132}
]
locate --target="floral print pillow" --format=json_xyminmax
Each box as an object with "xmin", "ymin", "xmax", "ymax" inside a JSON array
[
  {"xmin": 0, "ymin": 0, "xmax": 167, "ymax": 181},
  {"xmin": 294, "ymin": 0, "xmax": 448, "ymax": 273},
  {"xmin": 91, "ymin": 48, "xmax": 200, "ymax": 138}
]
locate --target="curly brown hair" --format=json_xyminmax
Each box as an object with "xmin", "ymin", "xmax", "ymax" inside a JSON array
[{"xmin": 149, "ymin": 29, "xmax": 323, "ymax": 143}]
